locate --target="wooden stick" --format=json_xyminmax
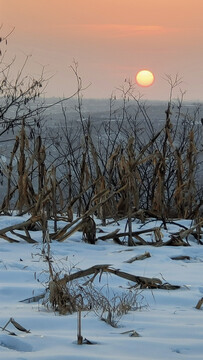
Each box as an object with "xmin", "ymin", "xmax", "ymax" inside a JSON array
[{"xmin": 77, "ymin": 309, "xmax": 83, "ymax": 345}]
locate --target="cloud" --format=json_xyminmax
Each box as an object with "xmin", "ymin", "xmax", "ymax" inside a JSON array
[{"xmin": 57, "ymin": 24, "xmax": 165, "ymax": 39}]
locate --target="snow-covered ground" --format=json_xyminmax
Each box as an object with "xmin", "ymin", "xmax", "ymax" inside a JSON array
[{"xmin": 0, "ymin": 215, "xmax": 203, "ymax": 359}]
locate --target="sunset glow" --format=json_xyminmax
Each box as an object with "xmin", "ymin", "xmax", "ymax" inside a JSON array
[
  {"xmin": 2, "ymin": 0, "xmax": 203, "ymax": 100},
  {"xmin": 136, "ymin": 70, "xmax": 155, "ymax": 87}
]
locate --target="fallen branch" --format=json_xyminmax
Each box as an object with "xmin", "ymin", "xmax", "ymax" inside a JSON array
[
  {"xmin": 0, "ymin": 216, "xmax": 41, "ymax": 243},
  {"xmin": 0, "ymin": 326, "xmax": 17, "ymax": 336},
  {"xmin": 170, "ymin": 219, "xmax": 203, "ymax": 245},
  {"xmin": 57, "ymin": 264, "xmax": 179, "ymax": 290},
  {"xmin": 0, "ymin": 233, "xmax": 20, "ymax": 243},
  {"xmin": 98, "ymin": 229, "xmax": 120, "ymax": 241},
  {"xmin": 2, "ymin": 318, "xmax": 30, "ymax": 334},
  {"xmin": 57, "ymin": 264, "xmax": 112, "ymax": 286},
  {"xmin": 0, "ymin": 216, "xmax": 41, "ymax": 236},
  {"xmin": 120, "ymin": 329, "xmax": 140, "ymax": 337},
  {"xmin": 20, "ymin": 292, "xmax": 46, "ymax": 303},
  {"xmin": 11, "ymin": 229, "xmax": 37, "ymax": 244},
  {"xmin": 171, "ymin": 255, "xmax": 191, "ymax": 261},
  {"xmin": 124, "ymin": 252, "xmax": 151, "ymax": 263},
  {"xmin": 164, "ymin": 236, "xmax": 190, "ymax": 246},
  {"xmin": 51, "ymin": 184, "xmax": 128, "ymax": 242},
  {"xmin": 98, "ymin": 227, "xmax": 162, "ymax": 245},
  {"xmin": 107, "ymin": 268, "xmax": 162, "ymax": 289},
  {"xmin": 195, "ymin": 297, "xmax": 203, "ymax": 310}
]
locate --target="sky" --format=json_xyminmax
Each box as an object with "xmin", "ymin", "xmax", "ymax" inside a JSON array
[{"xmin": 2, "ymin": 0, "xmax": 203, "ymax": 101}]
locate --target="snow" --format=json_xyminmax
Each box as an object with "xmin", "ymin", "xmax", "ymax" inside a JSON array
[{"xmin": 0, "ymin": 215, "xmax": 203, "ymax": 359}]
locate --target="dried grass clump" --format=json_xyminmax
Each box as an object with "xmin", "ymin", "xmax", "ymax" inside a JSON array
[
  {"xmin": 99, "ymin": 291, "xmax": 140, "ymax": 328},
  {"xmin": 49, "ymin": 278, "xmax": 82, "ymax": 315},
  {"xmin": 48, "ymin": 274, "xmax": 139, "ymax": 326}
]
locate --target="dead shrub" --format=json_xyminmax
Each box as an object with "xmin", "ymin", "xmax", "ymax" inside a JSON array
[
  {"xmin": 82, "ymin": 216, "xmax": 96, "ymax": 244},
  {"xmin": 48, "ymin": 275, "xmax": 140, "ymax": 326}
]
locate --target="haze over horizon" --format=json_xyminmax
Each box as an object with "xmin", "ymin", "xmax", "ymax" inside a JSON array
[{"xmin": 2, "ymin": 0, "xmax": 203, "ymax": 102}]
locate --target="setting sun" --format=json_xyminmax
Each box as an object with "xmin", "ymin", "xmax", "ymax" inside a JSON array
[{"xmin": 136, "ymin": 70, "xmax": 155, "ymax": 87}]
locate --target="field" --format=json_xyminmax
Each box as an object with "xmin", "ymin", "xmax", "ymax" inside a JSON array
[
  {"xmin": 1, "ymin": 21, "xmax": 203, "ymax": 360},
  {"xmin": 0, "ymin": 214, "xmax": 203, "ymax": 360}
]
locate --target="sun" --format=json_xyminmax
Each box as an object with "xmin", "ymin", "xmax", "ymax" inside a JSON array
[{"xmin": 136, "ymin": 70, "xmax": 155, "ymax": 87}]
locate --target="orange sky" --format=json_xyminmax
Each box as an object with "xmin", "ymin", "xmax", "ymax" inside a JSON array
[{"xmin": 2, "ymin": 0, "xmax": 203, "ymax": 100}]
